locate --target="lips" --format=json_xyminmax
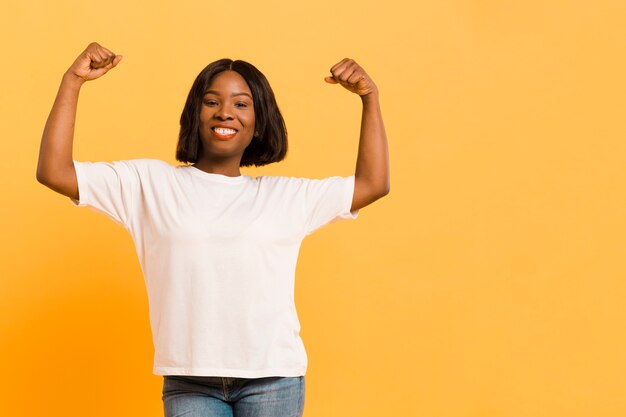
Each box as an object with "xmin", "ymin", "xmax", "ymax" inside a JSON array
[{"xmin": 211, "ymin": 126, "xmax": 238, "ymax": 140}]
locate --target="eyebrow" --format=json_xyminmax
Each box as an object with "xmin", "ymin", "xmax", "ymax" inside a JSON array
[{"xmin": 204, "ymin": 90, "xmax": 253, "ymax": 99}]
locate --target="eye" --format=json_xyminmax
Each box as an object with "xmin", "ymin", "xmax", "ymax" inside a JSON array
[
  {"xmin": 235, "ymin": 102, "xmax": 249, "ymax": 108},
  {"xmin": 203, "ymin": 99, "xmax": 218, "ymax": 106}
]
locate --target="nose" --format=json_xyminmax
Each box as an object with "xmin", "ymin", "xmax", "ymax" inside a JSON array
[{"xmin": 214, "ymin": 104, "xmax": 234, "ymax": 120}]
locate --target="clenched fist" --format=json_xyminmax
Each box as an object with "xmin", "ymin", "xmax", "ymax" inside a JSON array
[
  {"xmin": 324, "ymin": 58, "xmax": 378, "ymax": 97},
  {"xmin": 66, "ymin": 42, "xmax": 123, "ymax": 83}
]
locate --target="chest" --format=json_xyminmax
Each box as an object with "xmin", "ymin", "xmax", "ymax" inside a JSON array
[{"xmin": 136, "ymin": 180, "xmax": 305, "ymax": 246}]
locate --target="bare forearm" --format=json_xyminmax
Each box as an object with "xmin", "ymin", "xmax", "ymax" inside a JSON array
[
  {"xmin": 36, "ymin": 72, "xmax": 85, "ymax": 182},
  {"xmin": 36, "ymin": 42, "xmax": 121, "ymax": 199},
  {"xmin": 325, "ymin": 58, "xmax": 389, "ymax": 211},
  {"xmin": 355, "ymin": 91, "xmax": 390, "ymax": 195}
]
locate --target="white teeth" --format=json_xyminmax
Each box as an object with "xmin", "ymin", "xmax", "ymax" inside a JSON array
[{"xmin": 214, "ymin": 127, "xmax": 237, "ymax": 135}]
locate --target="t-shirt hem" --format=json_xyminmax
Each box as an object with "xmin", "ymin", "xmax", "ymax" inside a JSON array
[
  {"xmin": 153, "ymin": 366, "xmax": 307, "ymax": 378},
  {"xmin": 344, "ymin": 175, "xmax": 360, "ymax": 219},
  {"xmin": 70, "ymin": 160, "xmax": 89, "ymax": 207}
]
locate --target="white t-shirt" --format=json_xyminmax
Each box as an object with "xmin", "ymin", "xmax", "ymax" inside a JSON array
[{"xmin": 70, "ymin": 158, "xmax": 359, "ymax": 377}]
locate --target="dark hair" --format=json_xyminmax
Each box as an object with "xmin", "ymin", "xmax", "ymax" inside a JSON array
[{"xmin": 176, "ymin": 59, "xmax": 288, "ymax": 167}]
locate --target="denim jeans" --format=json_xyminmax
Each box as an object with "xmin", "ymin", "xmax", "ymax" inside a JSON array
[{"xmin": 162, "ymin": 375, "xmax": 305, "ymax": 417}]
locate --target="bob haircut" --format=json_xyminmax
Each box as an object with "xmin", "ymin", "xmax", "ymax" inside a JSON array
[{"xmin": 176, "ymin": 59, "xmax": 288, "ymax": 167}]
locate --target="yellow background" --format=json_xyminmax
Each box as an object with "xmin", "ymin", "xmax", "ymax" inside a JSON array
[{"xmin": 2, "ymin": 0, "xmax": 625, "ymax": 416}]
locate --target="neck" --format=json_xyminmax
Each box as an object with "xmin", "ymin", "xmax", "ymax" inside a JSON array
[{"xmin": 192, "ymin": 159, "xmax": 242, "ymax": 177}]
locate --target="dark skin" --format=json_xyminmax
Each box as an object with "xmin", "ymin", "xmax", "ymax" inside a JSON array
[
  {"xmin": 324, "ymin": 58, "xmax": 390, "ymax": 211},
  {"xmin": 36, "ymin": 42, "xmax": 122, "ymax": 199},
  {"xmin": 36, "ymin": 43, "xmax": 389, "ymax": 212},
  {"xmin": 192, "ymin": 70, "xmax": 256, "ymax": 177}
]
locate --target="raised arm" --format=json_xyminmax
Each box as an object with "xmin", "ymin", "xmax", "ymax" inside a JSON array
[
  {"xmin": 36, "ymin": 42, "xmax": 123, "ymax": 200},
  {"xmin": 325, "ymin": 58, "xmax": 390, "ymax": 212}
]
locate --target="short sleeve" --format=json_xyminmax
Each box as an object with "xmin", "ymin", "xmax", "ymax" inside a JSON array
[
  {"xmin": 304, "ymin": 175, "xmax": 359, "ymax": 236},
  {"xmin": 70, "ymin": 160, "xmax": 140, "ymax": 228}
]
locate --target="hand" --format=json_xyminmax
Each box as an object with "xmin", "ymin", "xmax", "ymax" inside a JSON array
[
  {"xmin": 324, "ymin": 58, "xmax": 378, "ymax": 97},
  {"xmin": 66, "ymin": 42, "xmax": 123, "ymax": 83}
]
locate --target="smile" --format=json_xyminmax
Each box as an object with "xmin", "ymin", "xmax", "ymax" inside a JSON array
[
  {"xmin": 213, "ymin": 127, "xmax": 237, "ymax": 135},
  {"xmin": 211, "ymin": 127, "xmax": 238, "ymax": 140}
]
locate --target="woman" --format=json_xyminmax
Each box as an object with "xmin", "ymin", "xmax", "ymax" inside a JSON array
[{"xmin": 37, "ymin": 42, "xmax": 389, "ymax": 417}]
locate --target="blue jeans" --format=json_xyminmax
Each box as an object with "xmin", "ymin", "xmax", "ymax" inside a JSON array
[{"xmin": 162, "ymin": 375, "xmax": 305, "ymax": 417}]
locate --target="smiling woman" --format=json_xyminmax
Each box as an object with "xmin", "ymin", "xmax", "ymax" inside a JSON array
[
  {"xmin": 193, "ymin": 71, "xmax": 257, "ymax": 172},
  {"xmin": 36, "ymin": 41, "xmax": 389, "ymax": 417},
  {"xmin": 176, "ymin": 58, "xmax": 288, "ymax": 173}
]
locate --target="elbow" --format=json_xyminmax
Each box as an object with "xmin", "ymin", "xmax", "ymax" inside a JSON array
[
  {"xmin": 36, "ymin": 165, "xmax": 54, "ymax": 186},
  {"xmin": 36, "ymin": 169, "xmax": 48, "ymax": 185},
  {"xmin": 36, "ymin": 160, "xmax": 50, "ymax": 184},
  {"xmin": 36, "ymin": 167, "xmax": 58, "ymax": 188},
  {"xmin": 36, "ymin": 160, "xmax": 74, "ymax": 186},
  {"xmin": 379, "ymin": 186, "xmax": 390, "ymax": 199},
  {"xmin": 379, "ymin": 178, "xmax": 390, "ymax": 198},
  {"xmin": 353, "ymin": 174, "xmax": 390, "ymax": 207},
  {"xmin": 373, "ymin": 183, "xmax": 390, "ymax": 201},
  {"xmin": 382, "ymin": 180, "xmax": 390, "ymax": 197}
]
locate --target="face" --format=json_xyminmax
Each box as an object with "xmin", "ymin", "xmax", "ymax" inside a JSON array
[{"xmin": 198, "ymin": 70, "xmax": 255, "ymax": 162}]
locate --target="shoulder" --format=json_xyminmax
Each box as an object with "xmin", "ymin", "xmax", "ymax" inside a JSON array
[
  {"xmin": 113, "ymin": 158, "xmax": 177, "ymax": 175},
  {"xmin": 78, "ymin": 158, "xmax": 173, "ymax": 169},
  {"xmin": 256, "ymin": 174, "xmax": 352, "ymax": 183},
  {"xmin": 255, "ymin": 175, "xmax": 311, "ymax": 188},
  {"xmin": 77, "ymin": 159, "xmax": 177, "ymax": 185},
  {"xmin": 122, "ymin": 158, "xmax": 173, "ymax": 169},
  {"xmin": 255, "ymin": 174, "xmax": 353, "ymax": 193}
]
